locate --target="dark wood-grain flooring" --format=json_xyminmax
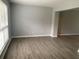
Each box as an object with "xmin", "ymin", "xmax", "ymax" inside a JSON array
[{"xmin": 4, "ymin": 36, "xmax": 79, "ymax": 59}]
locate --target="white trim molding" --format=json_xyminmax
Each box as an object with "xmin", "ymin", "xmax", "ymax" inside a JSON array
[
  {"xmin": 59, "ymin": 34, "xmax": 79, "ymax": 36},
  {"xmin": 11, "ymin": 35, "xmax": 52, "ymax": 38}
]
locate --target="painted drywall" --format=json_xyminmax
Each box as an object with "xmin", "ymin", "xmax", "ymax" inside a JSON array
[
  {"xmin": 10, "ymin": 0, "xmax": 79, "ymax": 11},
  {"xmin": 51, "ymin": 10, "xmax": 59, "ymax": 37},
  {"xmin": 58, "ymin": 9, "xmax": 79, "ymax": 35},
  {"xmin": 10, "ymin": 0, "xmax": 59, "ymax": 8},
  {"xmin": 53, "ymin": 12, "xmax": 59, "ymax": 37},
  {"xmin": 11, "ymin": 3, "xmax": 52, "ymax": 37}
]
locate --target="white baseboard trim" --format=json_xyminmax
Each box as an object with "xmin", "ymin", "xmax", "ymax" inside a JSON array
[
  {"xmin": 50, "ymin": 34, "xmax": 58, "ymax": 37},
  {"xmin": 59, "ymin": 34, "xmax": 79, "ymax": 36},
  {"xmin": 50, "ymin": 35, "xmax": 57, "ymax": 37},
  {"xmin": 0, "ymin": 38, "xmax": 12, "ymax": 59},
  {"xmin": 12, "ymin": 35, "xmax": 51, "ymax": 38}
]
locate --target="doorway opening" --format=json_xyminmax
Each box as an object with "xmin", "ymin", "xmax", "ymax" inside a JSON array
[{"xmin": 57, "ymin": 8, "xmax": 79, "ymax": 37}]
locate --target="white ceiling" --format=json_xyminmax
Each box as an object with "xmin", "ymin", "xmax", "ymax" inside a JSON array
[
  {"xmin": 10, "ymin": 0, "xmax": 62, "ymax": 7},
  {"xmin": 10, "ymin": 0, "xmax": 79, "ymax": 11}
]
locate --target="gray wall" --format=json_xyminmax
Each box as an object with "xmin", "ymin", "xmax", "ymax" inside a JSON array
[
  {"xmin": 11, "ymin": 4, "xmax": 52, "ymax": 37},
  {"xmin": 58, "ymin": 9, "xmax": 79, "ymax": 35}
]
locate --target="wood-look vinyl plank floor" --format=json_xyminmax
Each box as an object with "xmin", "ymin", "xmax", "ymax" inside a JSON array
[{"xmin": 4, "ymin": 36, "xmax": 79, "ymax": 59}]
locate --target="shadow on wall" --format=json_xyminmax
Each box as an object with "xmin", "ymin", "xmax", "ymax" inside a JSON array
[{"xmin": 58, "ymin": 9, "xmax": 79, "ymax": 35}]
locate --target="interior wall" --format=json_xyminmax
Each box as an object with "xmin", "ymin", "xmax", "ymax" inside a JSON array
[
  {"xmin": 53, "ymin": 12, "xmax": 59, "ymax": 37},
  {"xmin": 11, "ymin": 3, "xmax": 52, "ymax": 37},
  {"xmin": 51, "ymin": 10, "xmax": 59, "ymax": 37},
  {"xmin": 58, "ymin": 9, "xmax": 79, "ymax": 35}
]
